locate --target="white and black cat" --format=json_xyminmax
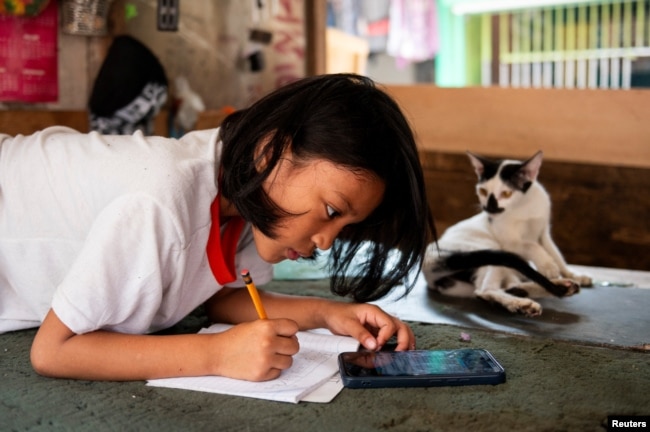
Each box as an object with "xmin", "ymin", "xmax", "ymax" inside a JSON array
[{"xmin": 423, "ymin": 151, "xmax": 592, "ymax": 316}]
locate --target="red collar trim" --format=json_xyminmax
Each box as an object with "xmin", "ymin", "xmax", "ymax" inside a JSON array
[{"xmin": 206, "ymin": 196, "xmax": 245, "ymax": 285}]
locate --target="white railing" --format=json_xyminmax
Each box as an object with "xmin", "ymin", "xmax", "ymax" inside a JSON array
[{"xmin": 486, "ymin": 1, "xmax": 649, "ymax": 89}]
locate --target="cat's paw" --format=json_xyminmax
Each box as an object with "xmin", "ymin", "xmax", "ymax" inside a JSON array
[
  {"xmin": 550, "ymin": 278, "xmax": 580, "ymax": 297},
  {"xmin": 505, "ymin": 298, "xmax": 542, "ymax": 317},
  {"xmin": 566, "ymin": 273, "xmax": 592, "ymax": 287}
]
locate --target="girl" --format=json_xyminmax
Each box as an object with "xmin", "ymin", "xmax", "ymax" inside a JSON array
[{"xmin": 0, "ymin": 74, "xmax": 435, "ymax": 382}]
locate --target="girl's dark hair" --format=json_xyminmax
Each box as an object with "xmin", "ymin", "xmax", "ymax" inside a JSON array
[{"xmin": 219, "ymin": 74, "xmax": 435, "ymax": 302}]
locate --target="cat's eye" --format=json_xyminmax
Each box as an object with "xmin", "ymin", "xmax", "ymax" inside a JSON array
[
  {"xmin": 478, "ymin": 188, "xmax": 488, "ymax": 197},
  {"xmin": 501, "ymin": 190, "xmax": 513, "ymax": 199}
]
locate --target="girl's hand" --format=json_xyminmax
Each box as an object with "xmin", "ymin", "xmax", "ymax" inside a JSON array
[
  {"xmin": 209, "ymin": 318, "xmax": 300, "ymax": 382},
  {"xmin": 319, "ymin": 302, "xmax": 415, "ymax": 352}
]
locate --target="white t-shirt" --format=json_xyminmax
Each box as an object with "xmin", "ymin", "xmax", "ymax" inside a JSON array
[{"xmin": 0, "ymin": 126, "xmax": 272, "ymax": 334}]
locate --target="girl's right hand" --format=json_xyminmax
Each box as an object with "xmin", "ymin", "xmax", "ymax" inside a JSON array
[{"xmin": 209, "ymin": 318, "xmax": 300, "ymax": 381}]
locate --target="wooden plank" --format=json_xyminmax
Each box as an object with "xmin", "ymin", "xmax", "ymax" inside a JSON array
[
  {"xmin": 385, "ymin": 85, "xmax": 650, "ymax": 169},
  {"xmin": 304, "ymin": 0, "xmax": 327, "ymax": 76},
  {"xmin": 0, "ymin": 111, "xmax": 90, "ymax": 135},
  {"xmin": 0, "ymin": 110, "xmax": 211, "ymax": 137}
]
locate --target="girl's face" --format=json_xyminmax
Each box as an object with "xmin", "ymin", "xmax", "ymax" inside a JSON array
[{"xmin": 252, "ymin": 154, "xmax": 385, "ymax": 263}]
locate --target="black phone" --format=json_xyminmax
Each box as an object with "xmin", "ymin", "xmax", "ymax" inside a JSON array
[{"xmin": 338, "ymin": 348, "xmax": 506, "ymax": 389}]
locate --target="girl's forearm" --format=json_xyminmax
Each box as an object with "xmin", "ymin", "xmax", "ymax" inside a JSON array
[
  {"xmin": 31, "ymin": 310, "xmax": 217, "ymax": 381},
  {"xmin": 32, "ymin": 308, "xmax": 302, "ymax": 382}
]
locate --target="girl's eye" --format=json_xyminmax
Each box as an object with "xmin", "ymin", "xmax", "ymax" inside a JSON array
[{"xmin": 326, "ymin": 205, "xmax": 340, "ymax": 219}]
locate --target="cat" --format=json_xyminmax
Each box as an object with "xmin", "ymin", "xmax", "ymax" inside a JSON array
[{"xmin": 422, "ymin": 151, "xmax": 592, "ymax": 317}]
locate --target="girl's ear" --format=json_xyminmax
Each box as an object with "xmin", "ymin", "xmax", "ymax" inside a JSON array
[
  {"xmin": 253, "ymin": 134, "xmax": 275, "ymax": 172},
  {"xmin": 253, "ymin": 134, "xmax": 294, "ymax": 174}
]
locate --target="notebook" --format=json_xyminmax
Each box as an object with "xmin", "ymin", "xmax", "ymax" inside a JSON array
[{"xmin": 147, "ymin": 323, "xmax": 359, "ymax": 403}]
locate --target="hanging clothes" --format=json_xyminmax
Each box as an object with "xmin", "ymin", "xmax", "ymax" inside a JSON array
[
  {"xmin": 360, "ymin": 0, "xmax": 391, "ymax": 53},
  {"xmin": 386, "ymin": 0, "xmax": 438, "ymax": 68}
]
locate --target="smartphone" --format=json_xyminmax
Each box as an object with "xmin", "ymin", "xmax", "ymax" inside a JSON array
[{"xmin": 338, "ymin": 348, "xmax": 506, "ymax": 389}]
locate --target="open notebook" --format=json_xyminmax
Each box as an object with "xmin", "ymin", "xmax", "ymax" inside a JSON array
[{"xmin": 147, "ymin": 323, "xmax": 359, "ymax": 404}]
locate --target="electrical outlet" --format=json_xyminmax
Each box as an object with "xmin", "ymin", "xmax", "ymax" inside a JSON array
[{"xmin": 157, "ymin": 0, "xmax": 179, "ymax": 31}]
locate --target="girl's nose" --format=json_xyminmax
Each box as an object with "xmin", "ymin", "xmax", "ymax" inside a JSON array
[{"xmin": 312, "ymin": 224, "xmax": 341, "ymax": 251}]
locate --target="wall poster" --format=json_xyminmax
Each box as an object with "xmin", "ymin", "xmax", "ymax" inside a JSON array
[{"xmin": 0, "ymin": 0, "xmax": 58, "ymax": 103}]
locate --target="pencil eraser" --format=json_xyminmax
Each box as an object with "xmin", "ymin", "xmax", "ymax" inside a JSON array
[{"xmin": 241, "ymin": 269, "xmax": 250, "ymax": 276}]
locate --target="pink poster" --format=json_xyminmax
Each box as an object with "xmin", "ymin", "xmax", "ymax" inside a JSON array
[
  {"xmin": 271, "ymin": 0, "xmax": 305, "ymax": 89},
  {"xmin": 0, "ymin": 0, "xmax": 58, "ymax": 102}
]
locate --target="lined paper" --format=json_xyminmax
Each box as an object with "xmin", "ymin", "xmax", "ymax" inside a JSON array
[{"xmin": 147, "ymin": 324, "xmax": 359, "ymax": 404}]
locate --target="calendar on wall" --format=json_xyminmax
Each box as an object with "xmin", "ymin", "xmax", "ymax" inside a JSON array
[{"xmin": 0, "ymin": 0, "xmax": 58, "ymax": 103}]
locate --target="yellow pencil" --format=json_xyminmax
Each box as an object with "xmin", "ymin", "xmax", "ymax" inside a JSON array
[{"xmin": 241, "ymin": 269, "xmax": 268, "ymax": 319}]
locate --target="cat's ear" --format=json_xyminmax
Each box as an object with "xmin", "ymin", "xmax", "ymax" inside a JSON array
[
  {"xmin": 467, "ymin": 151, "xmax": 486, "ymax": 178},
  {"xmin": 520, "ymin": 151, "xmax": 543, "ymax": 181}
]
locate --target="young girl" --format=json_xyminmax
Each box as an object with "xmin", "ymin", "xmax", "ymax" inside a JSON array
[{"xmin": 0, "ymin": 74, "xmax": 435, "ymax": 382}]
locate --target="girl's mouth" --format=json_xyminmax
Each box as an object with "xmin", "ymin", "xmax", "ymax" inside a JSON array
[
  {"xmin": 286, "ymin": 248, "xmax": 312, "ymax": 261},
  {"xmin": 286, "ymin": 248, "xmax": 300, "ymax": 261}
]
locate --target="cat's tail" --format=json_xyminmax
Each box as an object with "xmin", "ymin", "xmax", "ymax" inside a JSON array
[{"xmin": 432, "ymin": 249, "xmax": 568, "ymax": 297}]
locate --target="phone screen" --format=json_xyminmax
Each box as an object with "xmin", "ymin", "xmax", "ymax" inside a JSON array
[{"xmin": 340, "ymin": 349, "xmax": 503, "ymax": 377}]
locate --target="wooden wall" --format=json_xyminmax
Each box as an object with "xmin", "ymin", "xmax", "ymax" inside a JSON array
[{"xmin": 386, "ymin": 85, "xmax": 650, "ymax": 271}]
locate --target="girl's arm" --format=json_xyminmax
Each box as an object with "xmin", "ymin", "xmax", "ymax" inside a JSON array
[
  {"xmin": 31, "ymin": 286, "xmax": 414, "ymax": 381},
  {"xmin": 206, "ymin": 288, "xmax": 416, "ymax": 351},
  {"xmin": 30, "ymin": 308, "xmax": 299, "ymax": 382}
]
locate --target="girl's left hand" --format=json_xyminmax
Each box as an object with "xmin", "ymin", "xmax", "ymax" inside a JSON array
[{"xmin": 320, "ymin": 302, "xmax": 415, "ymax": 352}]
